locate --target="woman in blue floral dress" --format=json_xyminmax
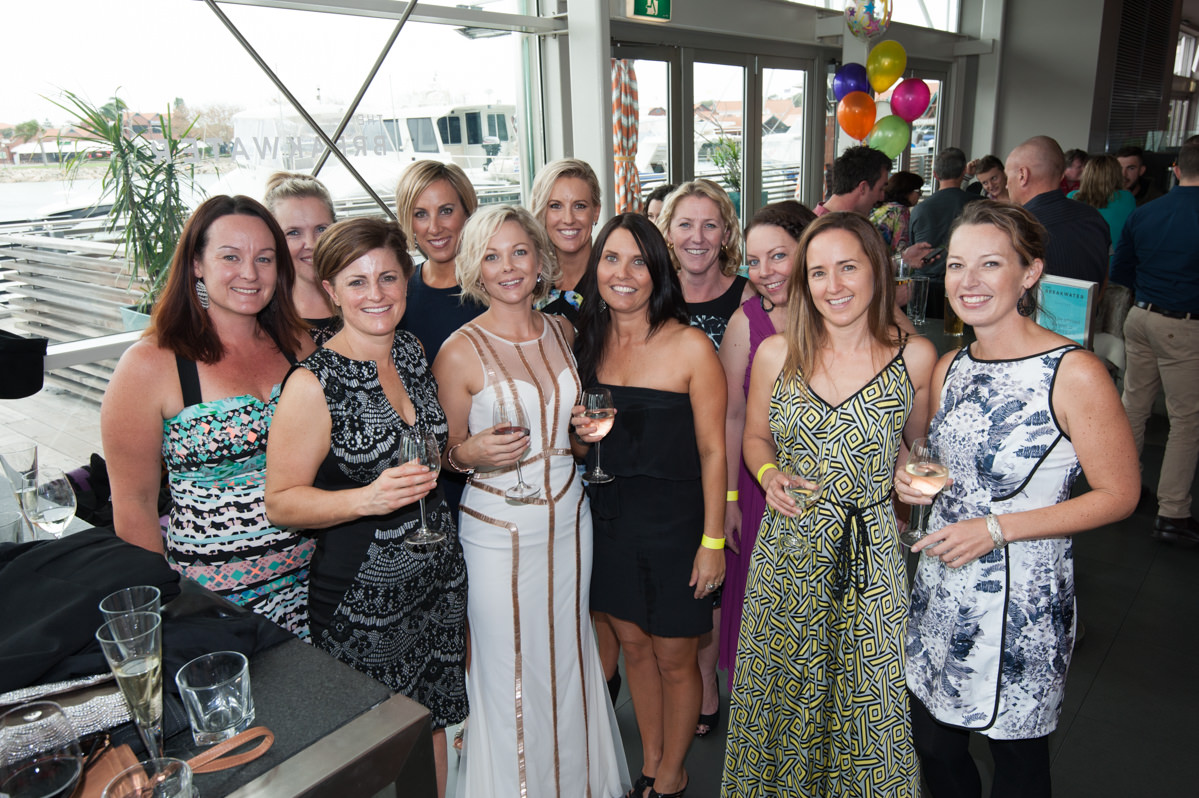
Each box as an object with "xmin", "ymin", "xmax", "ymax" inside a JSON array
[{"xmin": 898, "ymin": 201, "xmax": 1139, "ymax": 797}]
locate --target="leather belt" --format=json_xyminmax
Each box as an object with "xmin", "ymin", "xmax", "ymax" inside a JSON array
[{"xmin": 1136, "ymin": 301, "xmax": 1199, "ymax": 320}]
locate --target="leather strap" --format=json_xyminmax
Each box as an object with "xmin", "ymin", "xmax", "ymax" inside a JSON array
[{"xmin": 187, "ymin": 726, "xmax": 275, "ymax": 773}]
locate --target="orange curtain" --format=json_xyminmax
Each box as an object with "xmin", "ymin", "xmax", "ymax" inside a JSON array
[{"xmin": 611, "ymin": 59, "xmax": 641, "ymax": 214}]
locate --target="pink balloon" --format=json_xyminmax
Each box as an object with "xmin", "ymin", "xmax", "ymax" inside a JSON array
[{"xmin": 890, "ymin": 78, "xmax": 931, "ymax": 123}]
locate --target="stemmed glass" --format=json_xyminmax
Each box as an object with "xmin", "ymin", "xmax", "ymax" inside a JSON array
[
  {"xmin": 780, "ymin": 445, "xmax": 827, "ymax": 557},
  {"xmin": 581, "ymin": 387, "xmax": 615, "ymax": 484},
  {"xmin": 0, "ymin": 444, "xmax": 37, "ymax": 540},
  {"xmin": 901, "ymin": 437, "xmax": 949, "ymax": 546},
  {"xmin": 26, "ymin": 468, "xmax": 77, "ymax": 540},
  {"xmin": 493, "ymin": 390, "xmax": 539, "ymax": 501},
  {"xmin": 0, "ymin": 701, "xmax": 83, "ymax": 798},
  {"xmin": 96, "ymin": 612, "xmax": 164, "ymax": 759},
  {"xmin": 401, "ymin": 430, "xmax": 446, "ymax": 550}
]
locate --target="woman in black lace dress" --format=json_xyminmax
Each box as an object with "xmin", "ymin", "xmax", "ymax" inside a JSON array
[{"xmin": 265, "ymin": 218, "xmax": 467, "ymax": 798}]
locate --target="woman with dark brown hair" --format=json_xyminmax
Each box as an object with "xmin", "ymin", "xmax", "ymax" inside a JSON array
[{"xmin": 102, "ymin": 194, "xmax": 316, "ymax": 636}]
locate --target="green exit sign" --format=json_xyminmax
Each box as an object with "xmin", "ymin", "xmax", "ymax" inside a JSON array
[{"xmin": 628, "ymin": 0, "xmax": 671, "ymax": 22}]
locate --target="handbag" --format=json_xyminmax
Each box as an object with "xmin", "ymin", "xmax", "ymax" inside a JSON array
[
  {"xmin": 76, "ymin": 726, "xmax": 275, "ymax": 797},
  {"xmin": 0, "ymin": 329, "xmax": 47, "ymax": 399}
]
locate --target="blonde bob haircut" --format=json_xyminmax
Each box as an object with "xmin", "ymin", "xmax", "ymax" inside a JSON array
[
  {"xmin": 655, "ymin": 178, "xmax": 744, "ymax": 277},
  {"xmin": 529, "ymin": 158, "xmax": 602, "ymax": 223},
  {"xmin": 393, "ymin": 160, "xmax": 479, "ymax": 251},
  {"xmin": 782, "ymin": 211, "xmax": 897, "ymax": 384},
  {"xmin": 263, "ymin": 171, "xmax": 335, "ymax": 220},
  {"xmin": 455, "ymin": 205, "xmax": 559, "ymax": 306}
]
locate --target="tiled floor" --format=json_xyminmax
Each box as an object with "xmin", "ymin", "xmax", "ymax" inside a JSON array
[{"xmin": 610, "ymin": 415, "xmax": 1199, "ymax": 796}]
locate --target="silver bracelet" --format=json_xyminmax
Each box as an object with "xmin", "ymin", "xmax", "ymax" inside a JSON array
[
  {"xmin": 985, "ymin": 513, "xmax": 1007, "ymax": 549},
  {"xmin": 446, "ymin": 444, "xmax": 475, "ymax": 475}
]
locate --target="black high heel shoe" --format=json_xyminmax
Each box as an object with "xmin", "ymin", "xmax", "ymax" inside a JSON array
[
  {"xmin": 695, "ymin": 707, "xmax": 719, "ymax": 737},
  {"xmin": 625, "ymin": 772, "xmax": 653, "ymax": 798},
  {"xmin": 649, "ymin": 775, "xmax": 688, "ymax": 797}
]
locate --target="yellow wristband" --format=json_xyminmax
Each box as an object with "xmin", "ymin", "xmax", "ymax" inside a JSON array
[
  {"xmin": 726, "ymin": 490, "xmax": 739, "ymax": 502},
  {"xmin": 756, "ymin": 462, "xmax": 778, "ymax": 486},
  {"xmin": 700, "ymin": 535, "xmax": 726, "ymax": 550}
]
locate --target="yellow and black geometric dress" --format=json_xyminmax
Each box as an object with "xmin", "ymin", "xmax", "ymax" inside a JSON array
[{"xmin": 722, "ymin": 348, "xmax": 918, "ymax": 797}]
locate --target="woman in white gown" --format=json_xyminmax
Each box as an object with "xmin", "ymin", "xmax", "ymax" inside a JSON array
[{"xmin": 435, "ymin": 204, "xmax": 628, "ymax": 798}]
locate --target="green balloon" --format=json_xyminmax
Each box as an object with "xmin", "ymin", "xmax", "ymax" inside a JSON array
[{"xmin": 867, "ymin": 116, "xmax": 910, "ymax": 159}]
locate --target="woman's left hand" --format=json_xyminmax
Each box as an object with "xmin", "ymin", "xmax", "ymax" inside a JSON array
[
  {"xmin": 910, "ymin": 516, "xmax": 994, "ymax": 568},
  {"xmin": 690, "ymin": 543, "xmax": 726, "ymax": 600}
]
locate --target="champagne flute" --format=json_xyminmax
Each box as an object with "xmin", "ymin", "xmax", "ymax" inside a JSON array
[
  {"xmin": 401, "ymin": 430, "xmax": 446, "ymax": 550},
  {"xmin": 581, "ymin": 387, "xmax": 615, "ymax": 484},
  {"xmin": 0, "ymin": 444, "xmax": 37, "ymax": 540},
  {"xmin": 493, "ymin": 390, "xmax": 539, "ymax": 501},
  {"xmin": 26, "ymin": 468, "xmax": 76, "ymax": 540},
  {"xmin": 780, "ymin": 448, "xmax": 827, "ymax": 557},
  {"xmin": 901, "ymin": 437, "xmax": 949, "ymax": 546},
  {"xmin": 96, "ymin": 612, "xmax": 164, "ymax": 758},
  {"xmin": 0, "ymin": 701, "xmax": 83, "ymax": 798}
]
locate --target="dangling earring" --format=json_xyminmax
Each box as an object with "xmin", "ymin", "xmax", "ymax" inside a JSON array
[
  {"xmin": 598, "ymin": 298, "xmax": 608, "ymax": 313},
  {"xmin": 1017, "ymin": 288, "xmax": 1036, "ymax": 317},
  {"xmin": 536, "ymin": 274, "xmax": 544, "ymax": 284},
  {"xmin": 195, "ymin": 279, "xmax": 209, "ymax": 309}
]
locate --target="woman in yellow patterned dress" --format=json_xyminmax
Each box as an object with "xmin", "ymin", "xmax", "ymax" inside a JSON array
[{"xmin": 721, "ymin": 212, "xmax": 937, "ymax": 797}]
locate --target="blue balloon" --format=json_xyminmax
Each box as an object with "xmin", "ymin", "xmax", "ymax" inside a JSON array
[{"xmin": 833, "ymin": 63, "xmax": 870, "ymax": 102}]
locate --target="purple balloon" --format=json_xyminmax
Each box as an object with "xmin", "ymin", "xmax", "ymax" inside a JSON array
[{"xmin": 833, "ymin": 63, "xmax": 870, "ymax": 102}]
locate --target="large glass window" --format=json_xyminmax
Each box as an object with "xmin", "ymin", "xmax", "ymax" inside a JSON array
[
  {"xmin": 694, "ymin": 61, "xmax": 747, "ymax": 217},
  {"xmin": 761, "ymin": 67, "xmax": 808, "ymax": 204}
]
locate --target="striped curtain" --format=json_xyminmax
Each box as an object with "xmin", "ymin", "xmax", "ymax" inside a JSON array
[{"xmin": 611, "ymin": 59, "xmax": 641, "ymax": 214}]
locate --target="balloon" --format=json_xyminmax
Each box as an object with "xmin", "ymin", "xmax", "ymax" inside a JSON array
[
  {"xmin": 837, "ymin": 91, "xmax": 877, "ymax": 142},
  {"xmin": 891, "ymin": 78, "xmax": 931, "ymax": 123},
  {"xmin": 845, "ymin": 0, "xmax": 892, "ymax": 41},
  {"xmin": 866, "ymin": 115, "xmax": 910, "ymax": 159},
  {"xmin": 833, "ymin": 63, "xmax": 870, "ymax": 102},
  {"xmin": 867, "ymin": 40, "xmax": 907, "ymax": 94}
]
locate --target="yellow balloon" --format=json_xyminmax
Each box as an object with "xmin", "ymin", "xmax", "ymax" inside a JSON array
[{"xmin": 867, "ymin": 40, "xmax": 907, "ymax": 94}]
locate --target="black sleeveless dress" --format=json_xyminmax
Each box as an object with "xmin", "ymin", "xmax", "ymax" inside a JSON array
[
  {"xmin": 587, "ymin": 384, "xmax": 713, "ymax": 637},
  {"xmin": 297, "ymin": 329, "xmax": 468, "ymax": 727}
]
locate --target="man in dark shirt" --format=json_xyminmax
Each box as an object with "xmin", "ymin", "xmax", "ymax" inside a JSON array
[
  {"xmin": 1007, "ymin": 136, "xmax": 1109, "ymax": 286},
  {"xmin": 1110, "ymin": 141, "xmax": 1199, "ymax": 543},
  {"xmin": 1115, "ymin": 145, "xmax": 1164, "ymax": 207},
  {"xmin": 909, "ymin": 147, "xmax": 980, "ymax": 278}
]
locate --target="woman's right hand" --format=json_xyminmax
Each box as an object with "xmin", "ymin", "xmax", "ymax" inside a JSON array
[
  {"xmin": 762, "ymin": 468, "xmax": 800, "ymax": 518},
  {"xmin": 894, "ymin": 466, "xmax": 952, "ymax": 506},
  {"xmin": 455, "ymin": 426, "xmax": 531, "ymax": 471},
  {"xmin": 359, "ymin": 462, "xmax": 437, "ymax": 517}
]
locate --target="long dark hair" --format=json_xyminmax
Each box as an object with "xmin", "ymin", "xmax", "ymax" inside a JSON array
[
  {"xmin": 149, "ymin": 195, "xmax": 307, "ymax": 363},
  {"xmin": 575, "ymin": 213, "xmax": 688, "ymax": 386}
]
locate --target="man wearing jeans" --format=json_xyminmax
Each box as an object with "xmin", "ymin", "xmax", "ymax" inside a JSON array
[{"xmin": 1110, "ymin": 141, "xmax": 1199, "ymax": 543}]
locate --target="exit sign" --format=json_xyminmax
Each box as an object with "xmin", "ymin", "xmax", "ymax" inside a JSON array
[{"xmin": 628, "ymin": 0, "xmax": 671, "ymax": 22}]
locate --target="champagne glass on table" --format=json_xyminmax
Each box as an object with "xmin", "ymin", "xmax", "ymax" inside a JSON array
[
  {"xmin": 901, "ymin": 437, "xmax": 949, "ymax": 547},
  {"xmin": 493, "ymin": 390, "xmax": 539, "ymax": 501},
  {"xmin": 0, "ymin": 444, "xmax": 37, "ymax": 539},
  {"xmin": 26, "ymin": 469, "xmax": 76, "ymax": 540},
  {"xmin": 0, "ymin": 701, "xmax": 83, "ymax": 798},
  {"xmin": 96, "ymin": 612, "xmax": 164, "ymax": 759},
  {"xmin": 401, "ymin": 430, "xmax": 446, "ymax": 550},
  {"xmin": 581, "ymin": 387, "xmax": 615, "ymax": 484}
]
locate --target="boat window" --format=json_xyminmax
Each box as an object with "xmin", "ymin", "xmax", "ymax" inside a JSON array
[
  {"xmin": 407, "ymin": 117, "xmax": 441, "ymax": 153},
  {"xmin": 438, "ymin": 115, "xmax": 463, "ymax": 145},
  {"xmin": 465, "ymin": 112, "xmax": 483, "ymax": 146}
]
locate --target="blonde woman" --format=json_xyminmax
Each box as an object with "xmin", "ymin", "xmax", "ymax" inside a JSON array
[
  {"xmin": 395, "ymin": 160, "xmax": 483, "ymax": 362},
  {"xmin": 530, "ymin": 158, "xmax": 602, "ymax": 323},
  {"xmin": 264, "ymin": 171, "xmax": 339, "ymax": 344}
]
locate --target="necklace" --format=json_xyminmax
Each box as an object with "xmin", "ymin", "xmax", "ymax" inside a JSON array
[{"xmin": 759, "ymin": 295, "xmax": 775, "ymax": 313}]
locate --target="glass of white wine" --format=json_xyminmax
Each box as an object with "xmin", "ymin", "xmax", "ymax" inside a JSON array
[
  {"xmin": 27, "ymin": 468, "xmax": 76, "ymax": 540},
  {"xmin": 95, "ymin": 612, "xmax": 164, "ymax": 759},
  {"xmin": 780, "ymin": 450, "xmax": 827, "ymax": 557},
  {"xmin": 902, "ymin": 437, "xmax": 949, "ymax": 547},
  {"xmin": 493, "ymin": 390, "xmax": 539, "ymax": 501},
  {"xmin": 581, "ymin": 387, "xmax": 615, "ymax": 484},
  {"xmin": 401, "ymin": 430, "xmax": 446, "ymax": 550},
  {"xmin": 0, "ymin": 701, "xmax": 83, "ymax": 798},
  {"xmin": 0, "ymin": 443, "xmax": 37, "ymax": 540}
]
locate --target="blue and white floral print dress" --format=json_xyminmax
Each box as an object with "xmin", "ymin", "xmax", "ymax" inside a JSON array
[{"xmin": 906, "ymin": 345, "xmax": 1082, "ymax": 740}]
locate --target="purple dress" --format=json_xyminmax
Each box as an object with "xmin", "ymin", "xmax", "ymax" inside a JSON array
[{"xmin": 718, "ymin": 297, "xmax": 777, "ymax": 688}]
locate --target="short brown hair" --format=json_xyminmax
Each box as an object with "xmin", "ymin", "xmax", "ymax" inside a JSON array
[
  {"xmin": 148, "ymin": 195, "xmax": 307, "ymax": 363},
  {"xmin": 313, "ymin": 218, "xmax": 414, "ymax": 302},
  {"xmin": 394, "ymin": 161, "xmax": 479, "ymax": 251}
]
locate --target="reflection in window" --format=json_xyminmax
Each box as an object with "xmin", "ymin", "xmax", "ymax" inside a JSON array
[{"xmin": 780, "ymin": 0, "xmax": 959, "ymax": 33}]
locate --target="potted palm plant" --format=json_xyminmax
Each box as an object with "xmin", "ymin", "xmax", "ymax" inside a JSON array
[{"xmin": 51, "ymin": 90, "xmax": 203, "ymax": 328}]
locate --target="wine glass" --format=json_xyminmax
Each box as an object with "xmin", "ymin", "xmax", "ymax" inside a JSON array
[
  {"xmin": 401, "ymin": 430, "xmax": 446, "ymax": 550},
  {"xmin": 0, "ymin": 443, "xmax": 37, "ymax": 540},
  {"xmin": 901, "ymin": 437, "xmax": 949, "ymax": 547},
  {"xmin": 0, "ymin": 701, "xmax": 84, "ymax": 798},
  {"xmin": 492, "ymin": 390, "xmax": 539, "ymax": 501},
  {"xmin": 581, "ymin": 387, "xmax": 615, "ymax": 484},
  {"xmin": 780, "ymin": 446, "xmax": 827, "ymax": 558},
  {"xmin": 26, "ymin": 468, "xmax": 76, "ymax": 540},
  {"xmin": 95, "ymin": 612, "xmax": 164, "ymax": 759}
]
